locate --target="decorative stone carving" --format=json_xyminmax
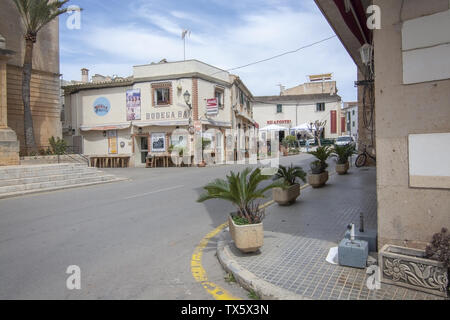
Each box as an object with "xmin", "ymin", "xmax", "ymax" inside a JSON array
[{"xmin": 379, "ymin": 244, "xmax": 448, "ymax": 297}]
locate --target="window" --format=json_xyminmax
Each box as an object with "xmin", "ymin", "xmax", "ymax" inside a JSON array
[
  {"xmin": 352, "ymin": 121, "xmax": 355, "ymax": 127},
  {"xmin": 215, "ymin": 88, "xmax": 224, "ymax": 109},
  {"xmin": 239, "ymin": 90, "xmax": 245, "ymax": 105},
  {"xmin": 152, "ymin": 82, "xmax": 172, "ymax": 106},
  {"xmin": 155, "ymin": 88, "xmax": 170, "ymax": 105},
  {"xmin": 352, "ymin": 110, "xmax": 355, "ymax": 116},
  {"xmin": 276, "ymin": 104, "xmax": 283, "ymax": 113},
  {"xmin": 316, "ymin": 102, "xmax": 325, "ymax": 112}
]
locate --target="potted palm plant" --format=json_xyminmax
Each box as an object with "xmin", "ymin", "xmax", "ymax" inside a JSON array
[
  {"xmin": 197, "ymin": 167, "xmax": 283, "ymax": 253},
  {"xmin": 332, "ymin": 144, "xmax": 356, "ymax": 175},
  {"xmin": 272, "ymin": 164, "xmax": 307, "ymax": 206},
  {"xmin": 307, "ymin": 145, "xmax": 333, "ymax": 188}
]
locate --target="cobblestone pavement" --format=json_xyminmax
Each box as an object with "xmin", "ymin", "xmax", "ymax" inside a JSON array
[{"xmin": 221, "ymin": 167, "xmax": 444, "ymax": 300}]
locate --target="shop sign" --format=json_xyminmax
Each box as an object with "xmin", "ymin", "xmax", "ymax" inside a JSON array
[
  {"xmin": 93, "ymin": 97, "xmax": 111, "ymax": 116},
  {"xmin": 206, "ymin": 98, "xmax": 218, "ymax": 115},
  {"xmin": 149, "ymin": 111, "xmax": 189, "ymax": 120},
  {"xmin": 267, "ymin": 120, "xmax": 291, "ymax": 125}
]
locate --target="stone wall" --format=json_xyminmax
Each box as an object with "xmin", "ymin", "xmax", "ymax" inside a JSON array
[{"xmin": 6, "ymin": 65, "xmax": 62, "ymax": 153}]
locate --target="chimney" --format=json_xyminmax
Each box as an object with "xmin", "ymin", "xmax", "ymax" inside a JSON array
[{"xmin": 81, "ymin": 68, "xmax": 89, "ymax": 83}]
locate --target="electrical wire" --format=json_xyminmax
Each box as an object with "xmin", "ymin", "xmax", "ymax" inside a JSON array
[{"xmin": 210, "ymin": 35, "xmax": 337, "ymax": 76}]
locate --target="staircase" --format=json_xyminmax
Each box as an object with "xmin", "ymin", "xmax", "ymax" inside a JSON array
[{"xmin": 0, "ymin": 163, "xmax": 127, "ymax": 199}]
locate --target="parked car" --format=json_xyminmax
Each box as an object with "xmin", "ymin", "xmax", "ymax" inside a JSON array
[{"xmin": 335, "ymin": 135, "xmax": 355, "ymax": 147}]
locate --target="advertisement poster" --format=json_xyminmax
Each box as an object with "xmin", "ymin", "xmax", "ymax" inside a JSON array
[
  {"xmin": 108, "ymin": 130, "xmax": 118, "ymax": 154},
  {"xmin": 126, "ymin": 89, "xmax": 141, "ymax": 121},
  {"xmin": 151, "ymin": 133, "xmax": 166, "ymax": 152}
]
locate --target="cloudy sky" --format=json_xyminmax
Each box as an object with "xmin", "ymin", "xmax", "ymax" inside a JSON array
[{"xmin": 60, "ymin": 0, "xmax": 357, "ymax": 101}]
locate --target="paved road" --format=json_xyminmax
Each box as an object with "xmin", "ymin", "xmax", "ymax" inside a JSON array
[{"xmin": 0, "ymin": 154, "xmax": 315, "ymax": 299}]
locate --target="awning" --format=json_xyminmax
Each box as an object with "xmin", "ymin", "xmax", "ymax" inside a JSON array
[
  {"xmin": 133, "ymin": 120, "xmax": 190, "ymax": 127},
  {"xmin": 201, "ymin": 119, "xmax": 232, "ymax": 128},
  {"xmin": 259, "ymin": 124, "xmax": 287, "ymax": 131},
  {"xmin": 80, "ymin": 123, "xmax": 131, "ymax": 131}
]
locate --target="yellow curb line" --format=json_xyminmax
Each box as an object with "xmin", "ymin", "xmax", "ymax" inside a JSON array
[
  {"xmin": 191, "ymin": 221, "xmax": 241, "ymax": 300},
  {"xmin": 192, "ymin": 173, "xmax": 335, "ymax": 300}
]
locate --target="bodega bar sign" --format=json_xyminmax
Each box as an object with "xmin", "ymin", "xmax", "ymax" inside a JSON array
[{"xmin": 147, "ymin": 110, "xmax": 189, "ymax": 120}]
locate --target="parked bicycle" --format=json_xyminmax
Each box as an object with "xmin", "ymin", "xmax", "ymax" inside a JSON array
[{"xmin": 355, "ymin": 144, "xmax": 376, "ymax": 167}]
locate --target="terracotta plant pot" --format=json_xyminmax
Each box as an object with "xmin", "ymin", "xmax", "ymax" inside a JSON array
[
  {"xmin": 272, "ymin": 184, "xmax": 300, "ymax": 206},
  {"xmin": 379, "ymin": 244, "xmax": 449, "ymax": 297},
  {"xmin": 197, "ymin": 161, "xmax": 206, "ymax": 167},
  {"xmin": 307, "ymin": 171, "xmax": 329, "ymax": 188},
  {"xmin": 336, "ymin": 162, "xmax": 349, "ymax": 175},
  {"xmin": 228, "ymin": 215, "xmax": 263, "ymax": 253}
]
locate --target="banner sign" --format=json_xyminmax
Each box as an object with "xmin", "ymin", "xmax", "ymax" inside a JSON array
[
  {"xmin": 126, "ymin": 89, "xmax": 141, "ymax": 121},
  {"xmin": 206, "ymin": 98, "xmax": 218, "ymax": 115},
  {"xmin": 107, "ymin": 130, "xmax": 118, "ymax": 154},
  {"xmin": 93, "ymin": 97, "xmax": 111, "ymax": 116}
]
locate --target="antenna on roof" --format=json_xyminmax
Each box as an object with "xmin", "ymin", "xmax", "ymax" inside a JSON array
[{"xmin": 181, "ymin": 29, "xmax": 191, "ymax": 61}]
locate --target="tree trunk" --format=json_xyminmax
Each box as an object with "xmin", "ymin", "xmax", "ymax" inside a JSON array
[{"xmin": 22, "ymin": 38, "xmax": 37, "ymax": 154}]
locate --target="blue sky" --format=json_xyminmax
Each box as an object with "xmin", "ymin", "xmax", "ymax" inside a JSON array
[{"xmin": 60, "ymin": 0, "xmax": 357, "ymax": 101}]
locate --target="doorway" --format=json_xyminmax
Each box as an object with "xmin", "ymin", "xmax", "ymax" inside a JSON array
[{"xmin": 140, "ymin": 136, "xmax": 148, "ymax": 164}]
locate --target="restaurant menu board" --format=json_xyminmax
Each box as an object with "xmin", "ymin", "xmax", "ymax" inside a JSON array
[{"xmin": 126, "ymin": 89, "xmax": 141, "ymax": 121}]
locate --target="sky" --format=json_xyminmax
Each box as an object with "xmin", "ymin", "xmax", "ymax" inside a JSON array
[{"xmin": 59, "ymin": 0, "xmax": 357, "ymax": 101}]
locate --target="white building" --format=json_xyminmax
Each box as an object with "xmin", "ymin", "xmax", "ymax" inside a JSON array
[
  {"xmin": 63, "ymin": 59, "xmax": 256, "ymax": 167},
  {"xmin": 252, "ymin": 93, "xmax": 344, "ymax": 141},
  {"xmin": 342, "ymin": 102, "xmax": 358, "ymax": 140}
]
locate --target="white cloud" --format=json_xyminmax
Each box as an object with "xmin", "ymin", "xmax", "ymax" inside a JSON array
[{"xmin": 61, "ymin": 2, "xmax": 357, "ymax": 101}]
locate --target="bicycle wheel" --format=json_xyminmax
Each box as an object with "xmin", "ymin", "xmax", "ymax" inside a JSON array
[{"xmin": 355, "ymin": 153, "xmax": 367, "ymax": 167}]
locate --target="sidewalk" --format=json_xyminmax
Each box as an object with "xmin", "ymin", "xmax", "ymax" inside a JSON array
[{"xmin": 217, "ymin": 167, "xmax": 445, "ymax": 300}]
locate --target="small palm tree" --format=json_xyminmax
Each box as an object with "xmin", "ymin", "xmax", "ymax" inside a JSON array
[
  {"xmin": 273, "ymin": 164, "xmax": 307, "ymax": 187},
  {"xmin": 308, "ymin": 145, "xmax": 333, "ymax": 173},
  {"xmin": 13, "ymin": 0, "xmax": 71, "ymax": 153},
  {"xmin": 332, "ymin": 144, "xmax": 356, "ymax": 164},
  {"xmin": 197, "ymin": 167, "xmax": 284, "ymax": 224}
]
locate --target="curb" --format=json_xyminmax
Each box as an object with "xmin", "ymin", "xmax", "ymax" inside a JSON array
[{"xmin": 216, "ymin": 230, "xmax": 310, "ymax": 300}]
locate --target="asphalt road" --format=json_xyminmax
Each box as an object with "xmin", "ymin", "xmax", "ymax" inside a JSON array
[{"xmin": 0, "ymin": 154, "xmax": 315, "ymax": 299}]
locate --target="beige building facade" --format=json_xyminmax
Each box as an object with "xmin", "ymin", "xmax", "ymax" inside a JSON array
[
  {"xmin": 64, "ymin": 60, "xmax": 256, "ymax": 167},
  {"xmin": 315, "ymin": 0, "xmax": 450, "ymax": 249},
  {"xmin": 0, "ymin": 1, "xmax": 61, "ymax": 158}
]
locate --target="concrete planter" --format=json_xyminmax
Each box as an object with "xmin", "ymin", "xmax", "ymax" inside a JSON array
[
  {"xmin": 307, "ymin": 171, "xmax": 329, "ymax": 188},
  {"xmin": 336, "ymin": 162, "xmax": 349, "ymax": 175},
  {"xmin": 272, "ymin": 184, "xmax": 300, "ymax": 206},
  {"xmin": 228, "ymin": 215, "xmax": 263, "ymax": 253},
  {"xmin": 379, "ymin": 244, "xmax": 449, "ymax": 297}
]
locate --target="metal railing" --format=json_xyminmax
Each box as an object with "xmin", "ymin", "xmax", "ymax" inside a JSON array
[{"xmin": 20, "ymin": 145, "xmax": 89, "ymax": 166}]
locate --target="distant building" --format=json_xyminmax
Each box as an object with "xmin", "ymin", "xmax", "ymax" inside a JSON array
[
  {"xmin": 253, "ymin": 75, "xmax": 344, "ymax": 141},
  {"xmin": 342, "ymin": 102, "xmax": 358, "ymax": 139},
  {"xmin": 63, "ymin": 60, "xmax": 256, "ymax": 167}
]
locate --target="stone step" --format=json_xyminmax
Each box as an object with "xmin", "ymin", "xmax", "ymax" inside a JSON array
[
  {"xmin": 0, "ymin": 164, "xmax": 92, "ymax": 180},
  {"xmin": 0, "ymin": 174, "xmax": 120, "ymax": 194},
  {"xmin": 0, "ymin": 171, "xmax": 105, "ymax": 187},
  {"xmin": 0, "ymin": 177, "xmax": 127, "ymax": 200}
]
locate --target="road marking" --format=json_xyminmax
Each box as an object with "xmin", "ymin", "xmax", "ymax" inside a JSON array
[
  {"xmin": 191, "ymin": 221, "xmax": 242, "ymax": 300},
  {"xmin": 122, "ymin": 185, "xmax": 184, "ymax": 200}
]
